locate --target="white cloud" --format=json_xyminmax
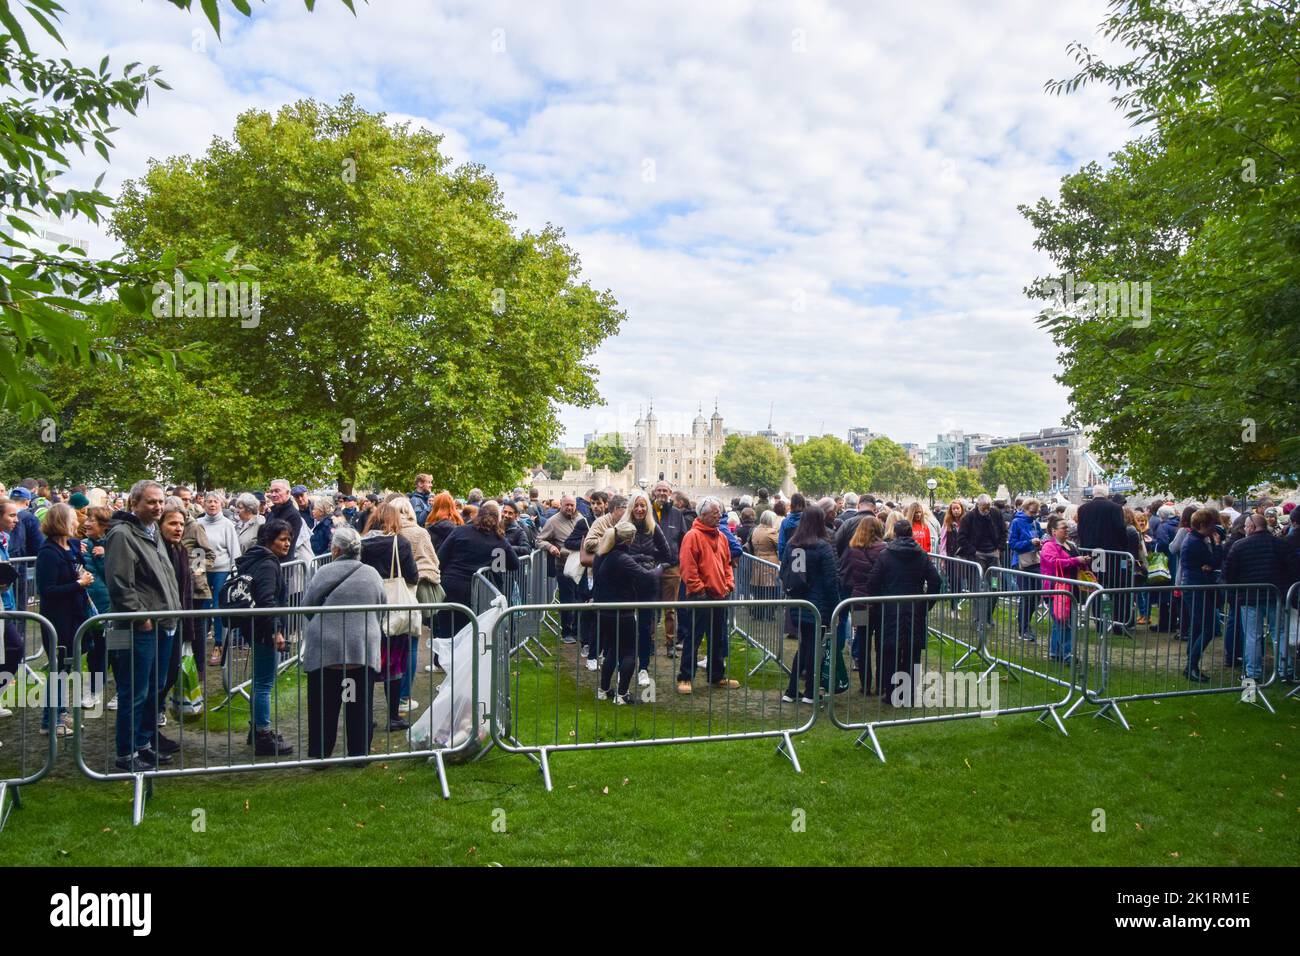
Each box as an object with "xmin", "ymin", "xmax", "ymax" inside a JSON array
[{"xmin": 47, "ymin": 0, "xmax": 1135, "ymax": 451}]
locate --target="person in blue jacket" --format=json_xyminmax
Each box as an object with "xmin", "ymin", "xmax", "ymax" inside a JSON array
[
  {"xmin": 777, "ymin": 493, "xmax": 806, "ymax": 560},
  {"xmin": 1007, "ymin": 500, "xmax": 1043, "ymax": 639}
]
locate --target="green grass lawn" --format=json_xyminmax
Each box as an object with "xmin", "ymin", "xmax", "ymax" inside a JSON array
[
  {"xmin": 3, "ymin": 593, "xmax": 1295, "ymax": 866},
  {"xmin": 2, "ymin": 686, "xmax": 1295, "ymax": 867}
]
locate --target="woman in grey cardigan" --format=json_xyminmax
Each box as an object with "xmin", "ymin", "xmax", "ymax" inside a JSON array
[{"xmin": 302, "ymin": 525, "xmax": 386, "ymax": 759}]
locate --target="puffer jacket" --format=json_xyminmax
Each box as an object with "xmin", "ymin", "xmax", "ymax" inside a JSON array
[
  {"xmin": 230, "ymin": 545, "xmax": 286, "ymax": 645},
  {"xmin": 839, "ymin": 541, "xmax": 886, "ymax": 598},
  {"xmin": 780, "ymin": 537, "xmax": 839, "ymax": 629}
]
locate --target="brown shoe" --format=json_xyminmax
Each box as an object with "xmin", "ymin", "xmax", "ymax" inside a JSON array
[
  {"xmin": 711, "ymin": 679, "xmax": 741, "ymax": 689},
  {"xmin": 676, "ymin": 681, "xmax": 692, "ymax": 695}
]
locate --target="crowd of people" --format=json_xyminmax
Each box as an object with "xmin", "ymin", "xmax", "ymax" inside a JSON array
[{"xmin": 1, "ymin": 472, "xmax": 1297, "ymax": 767}]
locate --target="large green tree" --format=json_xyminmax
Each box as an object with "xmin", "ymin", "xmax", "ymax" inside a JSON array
[
  {"xmin": 1022, "ymin": 0, "xmax": 1300, "ymax": 497},
  {"xmin": 953, "ymin": 467, "xmax": 987, "ymax": 500},
  {"xmin": 585, "ymin": 433, "xmax": 632, "ymax": 473},
  {"xmin": 862, "ymin": 437, "xmax": 920, "ymax": 497},
  {"xmin": 61, "ymin": 97, "xmax": 623, "ymax": 492},
  {"xmin": 791, "ymin": 435, "xmax": 870, "ymax": 498},
  {"xmin": 541, "ymin": 447, "xmax": 579, "ymax": 479},
  {"xmin": 714, "ymin": 434, "xmax": 786, "ymax": 493},
  {"xmin": 980, "ymin": 445, "xmax": 1050, "ymax": 497},
  {"xmin": 0, "ymin": 0, "xmax": 354, "ymax": 417}
]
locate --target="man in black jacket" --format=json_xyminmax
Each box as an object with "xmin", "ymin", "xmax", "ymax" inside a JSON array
[
  {"xmin": 956, "ymin": 494, "xmax": 1005, "ymax": 622},
  {"xmin": 1077, "ymin": 484, "xmax": 1130, "ymax": 630},
  {"xmin": 867, "ymin": 522, "xmax": 943, "ymax": 706},
  {"xmin": 1224, "ymin": 515, "xmax": 1286, "ymax": 681}
]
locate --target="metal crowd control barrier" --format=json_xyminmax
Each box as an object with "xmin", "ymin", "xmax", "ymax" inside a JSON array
[
  {"xmin": 1079, "ymin": 548, "xmax": 1137, "ymax": 631},
  {"xmin": 0, "ymin": 611, "xmax": 58, "ymax": 833},
  {"xmin": 982, "ymin": 564, "xmax": 1103, "ymax": 680},
  {"xmin": 70, "ymin": 598, "xmax": 480, "ymax": 826},
  {"xmin": 490, "ymin": 598, "xmax": 819, "ymax": 791},
  {"xmin": 826, "ymin": 587, "xmax": 1081, "ymax": 762},
  {"xmin": 927, "ymin": 554, "xmax": 985, "ymax": 667},
  {"xmin": 733, "ymin": 553, "xmax": 791, "ymax": 677},
  {"xmin": 1064, "ymin": 584, "xmax": 1283, "ymax": 728},
  {"xmin": 1286, "ymin": 582, "xmax": 1300, "ymax": 702},
  {"xmin": 10, "ymin": 557, "xmax": 46, "ymax": 682},
  {"xmin": 472, "ymin": 555, "xmax": 548, "ymax": 666},
  {"xmin": 213, "ymin": 554, "xmax": 328, "ymax": 712}
]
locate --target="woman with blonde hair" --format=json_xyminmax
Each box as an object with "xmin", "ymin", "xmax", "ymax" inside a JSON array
[
  {"xmin": 389, "ymin": 495, "xmax": 443, "ymax": 700},
  {"xmin": 35, "ymin": 503, "xmax": 92, "ymax": 736},
  {"xmin": 938, "ymin": 500, "xmax": 965, "ymax": 558},
  {"xmin": 623, "ymin": 490, "xmax": 670, "ymax": 685}
]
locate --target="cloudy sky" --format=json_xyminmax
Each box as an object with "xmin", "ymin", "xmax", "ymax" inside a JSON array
[{"xmin": 50, "ymin": 0, "xmax": 1133, "ymax": 448}]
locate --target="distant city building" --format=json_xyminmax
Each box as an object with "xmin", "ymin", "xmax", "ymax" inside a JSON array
[
  {"xmin": 847, "ymin": 427, "xmax": 886, "ymax": 453},
  {"xmin": 926, "ymin": 430, "xmax": 995, "ymax": 471},
  {"xmin": 967, "ymin": 427, "xmax": 1098, "ymax": 498},
  {"xmin": 1, "ymin": 214, "xmax": 96, "ymax": 261},
  {"xmin": 900, "ymin": 442, "xmax": 927, "ymax": 467}
]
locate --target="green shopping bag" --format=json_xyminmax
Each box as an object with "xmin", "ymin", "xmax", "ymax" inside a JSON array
[{"xmin": 176, "ymin": 643, "xmax": 204, "ymax": 716}]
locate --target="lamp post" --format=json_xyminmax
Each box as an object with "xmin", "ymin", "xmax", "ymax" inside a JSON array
[{"xmin": 926, "ymin": 477, "xmax": 938, "ymax": 511}]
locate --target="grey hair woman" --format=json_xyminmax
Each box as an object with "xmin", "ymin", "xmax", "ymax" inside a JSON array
[
  {"xmin": 302, "ymin": 523, "xmax": 387, "ymax": 760},
  {"xmin": 233, "ymin": 492, "xmax": 264, "ymax": 553}
]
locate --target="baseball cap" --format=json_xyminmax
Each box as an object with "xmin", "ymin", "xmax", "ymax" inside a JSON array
[
  {"xmin": 290, "ymin": 485, "xmax": 309, "ymax": 495},
  {"xmin": 9, "ymin": 487, "xmax": 32, "ymax": 501}
]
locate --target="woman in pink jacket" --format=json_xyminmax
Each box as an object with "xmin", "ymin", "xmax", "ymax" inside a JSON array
[{"xmin": 1038, "ymin": 516, "xmax": 1092, "ymax": 663}]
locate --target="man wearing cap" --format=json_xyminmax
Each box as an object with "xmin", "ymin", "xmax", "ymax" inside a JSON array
[
  {"xmin": 8, "ymin": 486, "xmax": 44, "ymax": 560},
  {"xmin": 291, "ymin": 485, "xmax": 315, "ymax": 530}
]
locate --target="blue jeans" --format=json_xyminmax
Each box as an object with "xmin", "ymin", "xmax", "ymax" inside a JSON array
[
  {"xmin": 1183, "ymin": 592, "xmax": 1214, "ymax": 674},
  {"xmin": 205, "ymin": 571, "xmax": 230, "ymax": 647},
  {"xmin": 399, "ymin": 634, "xmax": 419, "ymax": 700},
  {"xmin": 1238, "ymin": 601, "xmax": 1278, "ymax": 680},
  {"xmin": 252, "ymin": 640, "xmax": 278, "ymax": 729},
  {"xmin": 1013, "ymin": 572, "xmax": 1038, "ymax": 635},
  {"xmin": 1050, "ymin": 618, "xmax": 1071, "ymax": 660},
  {"xmin": 112, "ymin": 627, "xmax": 174, "ymax": 756}
]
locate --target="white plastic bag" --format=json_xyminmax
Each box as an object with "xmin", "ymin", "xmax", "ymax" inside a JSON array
[{"xmin": 408, "ymin": 600, "xmax": 500, "ymax": 759}]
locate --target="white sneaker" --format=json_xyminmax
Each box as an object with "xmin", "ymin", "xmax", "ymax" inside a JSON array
[
  {"xmin": 399, "ymin": 697, "xmax": 418, "ymax": 712},
  {"xmin": 613, "ymin": 693, "xmax": 632, "ymax": 706},
  {"xmin": 637, "ymin": 669, "xmax": 650, "ymax": 687},
  {"xmin": 697, "ymin": 657, "xmax": 707, "ymax": 669},
  {"xmin": 106, "ymin": 694, "xmax": 118, "ymax": 711},
  {"xmin": 581, "ymin": 645, "xmax": 590, "ymax": 657},
  {"xmin": 82, "ymin": 691, "xmax": 101, "ymax": 710},
  {"xmin": 585, "ymin": 657, "xmax": 598, "ymax": 671},
  {"xmin": 0, "ymin": 705, "xmax": 12, "ymax": 718},
  {"xmin": 157, "ymin": 711, "xmax": 167, "ymax": 727},
  {"xmin": 596, "ymin": 688, "xmax": 609, "ymax": 701}
]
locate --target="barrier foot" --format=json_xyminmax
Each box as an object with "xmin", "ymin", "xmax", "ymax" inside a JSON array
[
  {"xmin": 1036, "ymin": 705, "xmax": 1069, "ymax": 737},
  {"xmin": 776, "ymin": 731, "xmax": 802, "ymax": 774},
  {"xmin": 1242, "ymin": 687, "xmax": 1275, "ymax": 715},
  {"xmin": 538, "ymin": 748, "xmax": 554, "ymax": 792},
  {"xmin": 746, "ymin": 650, "xmax": 779, "ymax": 679},
  {"xmin": 512, "ymin": 642, "xmax": 544, "ymax": 667},
  {"xmin": 131, "ymin": 774, "xmax": 152, "ymax": 827},
  {"xmin": 952, "ymin": 647, "xmax": 977, "ymax": 671},
  {"xmin": 431, "ymin": 751, "xmax": 450, "ymax": 800},
  {"xmin": 1062, "ymin": 695, "xmax": 1088, "ymax": 720},
  {"xmin": 1285, "ymin": 682, "xmax": 1299, "ymax": 701},
  {"xmin": 1092, "ymin": 700, "xmax": 1130, "ymax": 730},
  {"xmin": 209, "ymin": 685, "xmax": 252, "ymax": 714},
  {"xmin": 0, "ymin": 781, "xmax": 15, "ymax": 832},
  {"xmin": 861, "ymin": 725, "xmax": 886, "ymax": 763}
]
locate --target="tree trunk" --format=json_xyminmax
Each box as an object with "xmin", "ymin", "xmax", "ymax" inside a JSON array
[{"xmin": 338, "ymin": 439, "xmax": 360, "ymax": 496}]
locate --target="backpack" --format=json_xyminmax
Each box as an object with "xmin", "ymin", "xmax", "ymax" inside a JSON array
[{"xmin": 219, "ymin": 567, "xmax": 258, "ymax": 630}]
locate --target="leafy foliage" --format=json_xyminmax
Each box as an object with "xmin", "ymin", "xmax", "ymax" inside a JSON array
[
  {"xmin": 585, "ymin": 432, "xmax": 632, "ymax": 473},
  {"xmin": 861, "ymin": 437, "xmax": 920, "ymax": 497},
  {"xmin": 541, "ymin": 447, "xmax": 580, "ymax": 479},
  {"xmin": 952, "ymin": 467, "xmax": 988, "ymax": 500},
  {"xmin": 63, "ymin": 97, "xmax": 622, "ymax": 493},
  {"xmin": 1023, "ymin": 0, "xmax": 1300, "ymax": 496},
  {"xmin": 0, "ymin": 0, "xmax": 357, "ymax": 417},
  {"xmin": 713, "ymin": 434, "xmax": 786, "ymax": 493},
  {"xmin": 791, "ymin": 435, "xmax": 870, "ymax": 498},
  {"xmin": 980, "ymin": 445, "xmax": 1050, "ymax": 497}
]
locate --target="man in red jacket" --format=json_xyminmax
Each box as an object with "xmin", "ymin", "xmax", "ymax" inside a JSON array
[{"xmin": 676, "ymin": 497, "xmax": 740, "ymax": 694}]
